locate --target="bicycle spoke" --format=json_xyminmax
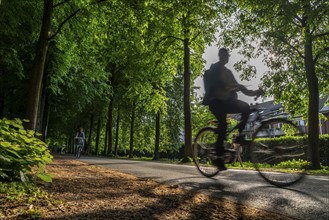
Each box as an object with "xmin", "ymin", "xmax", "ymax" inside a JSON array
[
  {"xmin": 193, "ymin": 127, "xmax": 219, "ymax": 178},
  {"xmin": 250, "ymin": 119, "xmax": 306, "ymax": 187}
]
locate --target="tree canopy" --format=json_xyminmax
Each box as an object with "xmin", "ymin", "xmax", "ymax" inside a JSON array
[{"xmin": 1, "ymin": 0, "xmax": 327, "ymax": 167}]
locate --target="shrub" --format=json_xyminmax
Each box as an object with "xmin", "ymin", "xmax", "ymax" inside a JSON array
[
  {"xmin": 319, "ymin": 134, "xmax": 329, "ymax": 166},
  {"xmin": 273, "ymin": 159, "xmax": 311, "ymax": 169},
  {"xmin": 253, "ymin": 135, "xmax": 329, "ymax": 166},
  {"xmin": 0, "ymin": 118, "xmax": 53, "ymax": 182}
]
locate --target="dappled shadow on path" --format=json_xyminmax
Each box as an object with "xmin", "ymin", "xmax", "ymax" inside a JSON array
[{"xmin": 41, "ymin": 158, "xmax": 292, "ymax": 220}]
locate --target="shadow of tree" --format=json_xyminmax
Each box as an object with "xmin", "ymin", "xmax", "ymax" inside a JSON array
[{"xmin": 41, "ymin": 158, "xmax": 295, "ymax": 220}]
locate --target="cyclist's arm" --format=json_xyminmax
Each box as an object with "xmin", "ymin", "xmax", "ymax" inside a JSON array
[
  {"xmin": 226, "ymin": 84, "xmax": 261, "ymax": 96},
  {"xmin": 225, "ymin": 70, "xmax": 262, "ymax": 96},
  {"xmin": 225, "ymin": 73, "xmax": 251, "ymax": 94}
]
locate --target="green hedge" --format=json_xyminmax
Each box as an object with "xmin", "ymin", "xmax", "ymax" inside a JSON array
[
  {"xmin": 319, "ymin": 134, "xmax": 329, "ymax": 166},
  {"xmin": 253, "ymin": 135, "xmax": 329, "ymax": 166},
  {"xmin": 0, "ymin": 118, "xmax": 53, "ymax": 182}
]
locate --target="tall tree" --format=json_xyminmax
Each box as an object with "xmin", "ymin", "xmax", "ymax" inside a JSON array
[
  {"xmin": 155, "ymin": 0, "xmax": 221, "ymax": 160},
  {"xmin": 25, "ymin": 0, "xmax": 53, "ymax": 130},
  {"xmin": 0, "ymin": 0, "xmax": 41, "ymax": 119},
  {"xmin": 218, "ymin": 0, "xmax": 329, "ymax": 169},
  {"xmin": 129, "ymin": 102, "xmax": 136, "ymax": 158},
  {"xmin": 153, "ymin": 111, "xmax": 160, "ymax": 160}
]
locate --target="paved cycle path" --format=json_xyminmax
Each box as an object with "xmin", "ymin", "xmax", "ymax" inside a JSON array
[{"xmin": 76, "ymin": 156, "xmax": 328, "ymax": 220}]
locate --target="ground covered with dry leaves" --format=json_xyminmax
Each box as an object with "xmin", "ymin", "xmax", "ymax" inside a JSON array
[{"xmin": 3, "ymin": 156, "xmax": 293, "ymax": 219}]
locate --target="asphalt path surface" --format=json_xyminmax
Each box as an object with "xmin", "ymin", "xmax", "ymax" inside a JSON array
[{"xmin": 76, "ymin": 156, "xmax": 328, "ymax": 220}]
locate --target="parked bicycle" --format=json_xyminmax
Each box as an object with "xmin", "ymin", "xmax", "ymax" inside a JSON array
[
  {"xmin": 75, "ymin": 137, "xmax": 84, "ymax": 159},
  {"xmin": 193, "ymin": 107, "xmax": 307, "ymax": 187}
]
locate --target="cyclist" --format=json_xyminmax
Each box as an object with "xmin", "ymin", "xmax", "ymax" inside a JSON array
[
  {"xmin": 202, "ymin": 48, "xmax": 262, "ymax": 170},
  {"xmin": 75, "ymin": 127, "xmax": 85, "ymax": 152}
]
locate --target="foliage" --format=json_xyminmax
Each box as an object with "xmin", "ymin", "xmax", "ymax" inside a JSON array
[
  {"xmin": 0, "ymin": 0, "xmax": 240, "ymax": 161},
  {"xmin": 217, "ymin": 0, "xmax": 329, "ymax": 168},
  {"xmin": 0, "ymin": 181, "xmax": 54, "ymax": 219},
  {"xmin": 227, "ymin": 160, "xmax": 329, "ymax": 175},
  {"xmin": 319, "ymin": 134, "xmax": 329, "ymax": 166},
  {"xmin": 0, "ymin": 181, "xmax": 48, "ymax": 203},
  {"xmin": 0, "ymin": 0, "xmax": 42, "ymax": 118},
  {"xmin": 255, "ymin": 134, "xmax": 329, "ymax": 166},
  {"xmin": 217, "ymin": 0, "xmax": 329, "ymax": 114},
  {"xmin": 273, "ymin": 159, "xmax": 310, "ymax": 169},
  {"xmin": 0, "ymin": 118, "xmax": 53, "ymax": 182}
]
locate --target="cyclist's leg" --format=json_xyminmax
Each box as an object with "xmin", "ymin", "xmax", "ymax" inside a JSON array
[
  {"xmin": 209, "ymin": 100, "xmax": 228, "ymax": 170},
  {"xmin": 209, "ymin": 100, "xmax": 227, "ymax": 155},
  {"xmin": 225, "ymin": 99, "xmax": 251, "ymax": 133}
]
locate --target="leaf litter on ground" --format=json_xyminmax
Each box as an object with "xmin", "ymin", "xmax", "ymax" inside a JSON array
[{"xmin": 1, "ymin": 156, "xmax": 293, "ymax": 219}]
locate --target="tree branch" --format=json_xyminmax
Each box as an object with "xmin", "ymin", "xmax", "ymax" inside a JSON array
[
  {"xmin": 54, "ymin": 0, "xmax": 71, "ymax": 8},
  {"xmin": 191, "ymin": 30, "xmax": 202, "ymax": 42},
  {"xmin": 153, "ymin": 35, "xmax": 184, "ymax": 52},
  {"xmin": 285, "ymin": 0, "xmax": 303, "ymax": 23},
  {"xmin": 310, "ymin": 9, "xmax": 328, "ymax": 34},
  {"xmin": 280, "ymin": 2, "xmax": 302, "ymax": 28},
  {"xmin": 313, "ymin": 31, "xmax": 329, "ymax": 39},
  {"xmin": 48, "ymin": 9, "xmax": 80, "ymax": 41},
  {"xmin": 272, "ymin": 34, "xmax": 305, "ymax": 59},
  {"xmin": 152, "ymin": 39, "xmax": 177, "ymax": 72},
  {"xmin": 285, "ymin": 40, "xmax": 305, "ymax": 59},
  {"xmin": 314, "ymin": 47, "xmax": 329, "ymax": 63}
]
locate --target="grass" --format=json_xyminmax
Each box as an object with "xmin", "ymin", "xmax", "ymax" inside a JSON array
[
  {"xmin": 0, "ymin": 182, "xmax": 46, "ymax": 219},
  {"xmin": 226, "ymin": 160, "xmax": 329, "ymax": 175},
  {"xmin": 111, "ymin": 155, "xmax": 329, "ymax": 175},
  {"xmin": 0, "ymin": 181, "xmax": 63, "ymax": 219}
]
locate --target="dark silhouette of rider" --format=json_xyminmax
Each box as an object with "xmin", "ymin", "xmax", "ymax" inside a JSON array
[{"xmin": 202, "ymin": 48, "xmax": 262, "ymax": 170}]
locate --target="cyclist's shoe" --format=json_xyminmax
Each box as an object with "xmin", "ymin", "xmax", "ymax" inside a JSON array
[{"xmin": 212, "ymin": 158, "xmax": 227, "ymax": 171}]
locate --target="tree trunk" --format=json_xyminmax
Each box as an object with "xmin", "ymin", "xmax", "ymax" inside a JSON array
[
  {"xmin": 103, "ymin": 120, "xmax": 108, "ymax": 155},
  {"xmin": 26, "ymin": 0, "xmax": 53, "ymax": 130},
  {"xmin": 41, "ymin": 98, "xmax": 50, "ymax": 141},
  {"xmin": 129, "ymin": 102, "xmax": 136, "ymax": 158},
  {"xmin": 0, "ymin": 70, "xmax": 4, "ymax": 118},
  {"xmin": 66, "ymin": 135, "xmax": 70, "ymax": 153},
  {"xmin": 153, "ymin": 111, "xmax": 160, "ymax": 160},
  {"xmin": 0, "ymin": 93, "xmax": 4, "ymax": 118},
  {"xmin": 71, "ymin": 134, "xmax": 75, "ymax": 154},
  {"xmin": 87, "ymin": 114, "xmax": 94, "ymax": 153},
  {"xmin": 37, "ymin": 90, "xmax": 46, "ymax": 133},
  {"xmin": 304, "ymin": 28, "xmax": 320, "ymax": 169},
  {"xmin": 95, "ymin": 118, "xmax": 101, "ymax": 155},
  {"xmin": 107, "ymin": 100, "xmax": 113, "ymax": 156},
  {"xmin": 182, "ymin": 36, "xmax": 192, "ymax": 162},
  {"xmin": 114, "ymin": 108, "xmax": 120, "ymax": 156}
]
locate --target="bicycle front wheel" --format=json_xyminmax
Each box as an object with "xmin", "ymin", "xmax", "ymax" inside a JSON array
[
  {"xmin": 76, "ymin": 146, "xmax": 82, "ymax": 158},
  {"xmin": 193, "ymin": 127, "xmax": 219, "ymax": 178},
  {"xmin": 250, "ymin": 119, "xmax": 307, "ymax": 187}
]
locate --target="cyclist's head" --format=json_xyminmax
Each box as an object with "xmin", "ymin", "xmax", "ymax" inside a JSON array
[{"xmin": 218, "ymin": 48, "xmax": 230, "ymax": 64}]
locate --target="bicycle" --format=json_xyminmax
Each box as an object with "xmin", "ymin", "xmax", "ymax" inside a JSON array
[
  {"xmin": 74, "ymin": 137, "xmax": 84, "ymax": 159},
  {"xmin": 193, "ymin": 107, "xmax": 307, "ymax": 187}
]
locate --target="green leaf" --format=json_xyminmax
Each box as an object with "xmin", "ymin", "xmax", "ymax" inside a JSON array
[
  {"xmin": 0, "ymin": 141, "xmax": 12, "ymax": 147},
  {"xmin": 0, "ymin": 155, "xmax": 11, "ymax": 162},
  {"xmin": 37, "ymin": 173, "xmax": 52, "ymax": 183}
]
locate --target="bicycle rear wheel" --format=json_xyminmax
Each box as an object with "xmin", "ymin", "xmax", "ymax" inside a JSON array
[
  {"xmin": 250, "ymin": 118, "xmax": 307, "ymax": 187},
  {"xmin": 193, "ymin": 127, "xmax": 219, "ymax": 178}
]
